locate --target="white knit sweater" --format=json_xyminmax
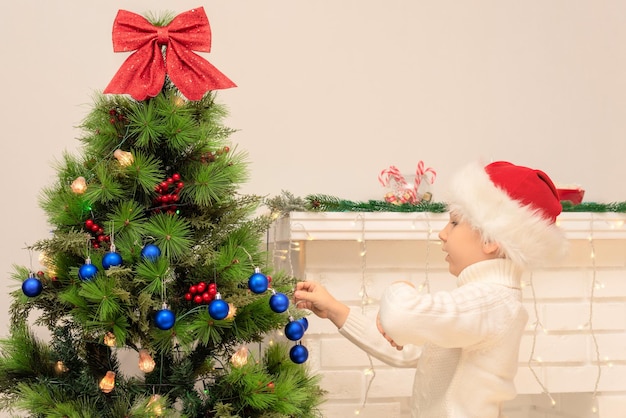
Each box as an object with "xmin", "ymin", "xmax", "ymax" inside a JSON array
[{"xmin": 339, "ymin": 258, "xmax": 528, "ymax": 418}]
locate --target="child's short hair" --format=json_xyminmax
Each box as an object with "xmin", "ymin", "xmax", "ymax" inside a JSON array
[{"xmin": 445, "ymin": 161, "xmax": 568, "ymax": 268}]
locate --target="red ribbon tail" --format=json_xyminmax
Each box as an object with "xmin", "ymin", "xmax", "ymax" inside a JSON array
[
  {"xmin": 166, "ymin": 44, "xmax": 236, "ymax": 101},
  {"xmin": 104, "ymin": 45, "xmax": 166, "ymax": 100}
]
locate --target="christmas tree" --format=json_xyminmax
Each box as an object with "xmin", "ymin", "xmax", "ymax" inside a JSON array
[{"xmin": 0, "ymin": 7, "xmax": 323, "ymax": 417}]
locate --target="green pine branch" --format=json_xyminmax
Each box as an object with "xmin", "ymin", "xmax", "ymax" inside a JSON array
[
  {"xmin": 144, "ymin": 213, "xmax": 193, "ymax": 260},
  {"xmin": 84, "ymin": 163, "xmax": 127, "ymax": 204},
  {"xmin": 121, "ymin": 150, "xmax": 164, "ymax": 196}
]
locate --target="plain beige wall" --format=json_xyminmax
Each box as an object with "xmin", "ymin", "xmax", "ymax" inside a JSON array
[{"xmin": 1, "ymin": 1, "xmax": 625, "ymax": 414}]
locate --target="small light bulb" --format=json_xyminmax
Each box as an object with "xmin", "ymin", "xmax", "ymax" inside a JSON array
[
  {"xmin": 54, "ymin": 360, "xmax": 68, "ymax": 375},
  {"xmin": 138, "ymin": 349, "xmax": 156, "ymax": 373},
  {"xmin": 38, "ymin": 252, "xmax": 49, "ymax": 265},
  {"xmin": 147, "ymin": 394, "xmax": 163, "ymax": 415},
  {"xmin": 71, "ymin": 176, "xmax": 87, "ymax": 194},
  {"xmin": 103, "ymin": 332, "xmax": 116, "ymax": 347},
  {"xmin": 172, "ymin": 95, "xmax": 185, "ymax": 107},
  {"xmin": 99, "ymin": 371, "xmax": 116, "ymax": 393},
  {"xmin": 113, "ymin": 149, "xmax": 134, "ymax": 166},
  {"xmin": 230, "ymin": 346, "xmax": 249, "ymax": 368},
  {"xmin": 225, "ymin": 303, "xmax": 237, "ymax": 320}
]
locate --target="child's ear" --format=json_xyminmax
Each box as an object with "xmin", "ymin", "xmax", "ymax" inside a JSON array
[{"xmin": 482, "ymin": 240, "xmax": 500, "ymax": 256}]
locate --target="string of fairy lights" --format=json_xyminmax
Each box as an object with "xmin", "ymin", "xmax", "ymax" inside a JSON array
[
  {"xmin": 526, "ymin": 213, "xmax": 608, "ymax": 414},
  {"xmin": 587, "ymin": 213, "xmax": 602, "ymax": 414},
  {"xmin": 274, "ymin": 211, "xmax": 625, "ymax": 414},
  {"xmin": 354, "ymin": 214, "xmax": 376, "ymax": 416}
]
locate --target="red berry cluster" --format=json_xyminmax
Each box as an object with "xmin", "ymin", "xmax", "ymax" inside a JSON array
[
  {"xmin": 108, "ymin": 108, "xmax": 127, "ymax": 138},
  {"xmin": 199, "ymin": 146, "xmax": 230, "ymax": 163},
  {"xmin": 85, "ymin": 219, "xmax": 110, "ymax": 249},
  {"xmin": 153, "ymin": 173, "xmax": 184, "ymax": 214},
  {"xmin": 37, "ymin": 270, "xmax": 59, "ymax": 286},
  {"xmin": 185, "ymin": 281, "xmax": 218, "ymax": 304}
]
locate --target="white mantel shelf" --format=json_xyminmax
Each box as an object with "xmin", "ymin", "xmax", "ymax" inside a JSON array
[{"xmin": 273, "ymin": 211, "xmax": 626, "ymax": 241}]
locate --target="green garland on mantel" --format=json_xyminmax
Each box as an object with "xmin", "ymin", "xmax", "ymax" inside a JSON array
[
  {"xmin": 265, "ymin": 191, "xmax": 626, "ymax": 216},
  {"xmin": 304, "ymin": 194, "xmax": 448, "ymax": 213}
]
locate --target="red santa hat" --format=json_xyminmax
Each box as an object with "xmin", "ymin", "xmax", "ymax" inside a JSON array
[{"xmin": 446, "ymin": 161, "xmax": 568, "ymax": 268}]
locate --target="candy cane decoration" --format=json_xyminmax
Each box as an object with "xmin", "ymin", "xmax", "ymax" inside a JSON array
[
  {"xmin": 378, "ymin": 165, "xmax": 417, "ymax": 204},
  {"xmin": 414, "ymin": 161, "xmax": 437, "ymax": 195},
  {"xmin": 378, "ymin": 165, "xmax": 402, "ymax": 187},
  {"xmin": 379, "ymin": 162, "xmax": 437, "ymax": 204}
]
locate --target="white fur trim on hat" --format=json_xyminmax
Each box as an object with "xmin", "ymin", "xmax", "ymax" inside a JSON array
[{"xmin": 445, "ymin": 162, "xmax": 568, "ymax": 269}]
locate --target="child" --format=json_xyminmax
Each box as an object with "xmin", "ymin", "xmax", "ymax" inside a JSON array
[{"xmin": 294, "ymin": 161, "xmax": 567, "ymax": 418}]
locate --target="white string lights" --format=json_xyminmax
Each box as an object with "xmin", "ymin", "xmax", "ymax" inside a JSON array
[
  {"xmin": 587, "ymin": 214, "xmax": 602, "ymax": 414},
  {"xmin": 527, "ymin": 213, "xmax": 610, "ymax": 413},
  {"xmin": 272, "ymin": 221, "xmax": 310, "ymax": 282},
  {"xmin": 412, "ymin": 212, "xmax": 433, "ymax": 294},
  {"xmin": 527, "ymin": 272, "xmax": 556, "ymax": 407},
  {"xmin": 352, "ymin": 213, "xmax": 435, "ymax": 415},
  {"xmin": 353, "ymin": 214, "xmax": 376, "ymax": 416}
]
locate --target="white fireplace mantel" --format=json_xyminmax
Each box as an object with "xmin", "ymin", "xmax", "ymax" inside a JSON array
[{"xmin": 272, "ymin": 211, "xmax": 626, "ymax": 242}]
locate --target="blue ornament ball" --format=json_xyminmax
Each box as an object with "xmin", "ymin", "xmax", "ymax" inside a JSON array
[
  {"xmin": 208, "ymin": 299, "xmax": 230, "ymax": 320},
  {"xmin": 248, "ymin": 271, "xmax": 269, "ymax": 294},
  {"xmin": 22, "ymin": 277, "xmax": 43, "ymax": 297},
  {"xmin": 289, "ymin": 344, "xmax": 309, "ymax": 364},
  {"xmin": 269, "ymin": 292, "xmax": 290, "ymax": 313},
  {"xmin": 296, "ymin": 317, "xmax": 309, "ymax": 332},
  {"xmin": 154, "ymin": 308, "xmax": 176, "ymax": 330},
  {"xmin": 102, "ymin": 252, "xmax": 123, "ymax": 270},
  {"xmin": 284, "ymin": 320, "xmax": 305, "ymax": 341},
  {"xmin": 141, "ymin": 244, "xmax": 161, "ymax": 262},
  {"xmin": 79, "ymin": 263, "xmax": 98, "ymax": 281}
]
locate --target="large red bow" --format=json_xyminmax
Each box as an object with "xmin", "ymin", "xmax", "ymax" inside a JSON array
[{"xmin": 103, "ymin": 7, "xmax": 236, "ymax": 101}]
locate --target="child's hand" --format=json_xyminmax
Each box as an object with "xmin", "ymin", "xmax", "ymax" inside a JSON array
[
  {"xmin": 377, "ymin": 312, "xmax": 404, "ymax": 351},
  {"xmin": 294, "ymin": 281, "xmax": 350, "ymax": 328}
]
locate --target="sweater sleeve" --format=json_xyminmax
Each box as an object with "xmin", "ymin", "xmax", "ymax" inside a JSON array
[
  {"xmin": 338, "ymin": 307, "xmax": 421, "ymax": 368},
  {"xmin": 378, "ymin": 281, "xmax": 508, "ymax": 348}
]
